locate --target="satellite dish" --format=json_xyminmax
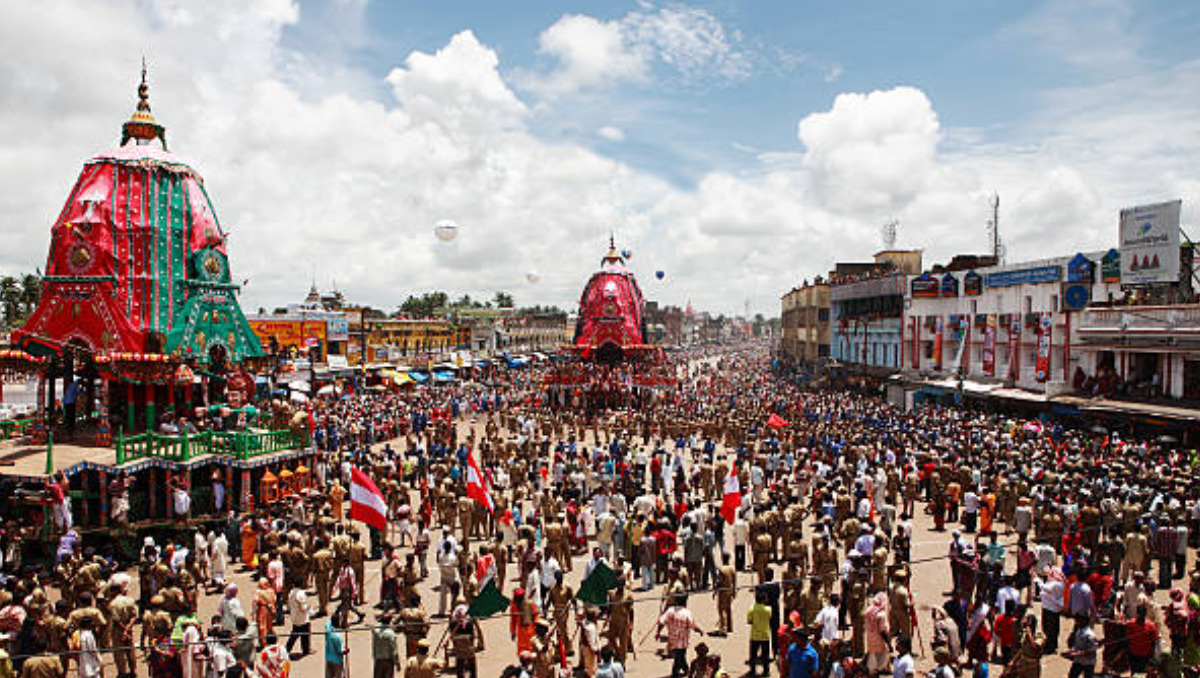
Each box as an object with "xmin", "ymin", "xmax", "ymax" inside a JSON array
[
  {"xmin": 655, "ymin": 270, "xmax": 665, "ymax": 280},
  {"xmin": 434, "ymin": 220, "xmax": 459, "ymax": 242},
  {"xmin": 526, "ymin": 271, "xmax": 541, "ymax": 284}
]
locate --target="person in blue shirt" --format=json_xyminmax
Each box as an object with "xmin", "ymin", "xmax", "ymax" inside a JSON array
[
  {"xmin": 785, "ymin": 627, "xmax": 819, "ymax": 678},
  {"xmin": 325, "ymin": 610, "xmax": 348, "ymax": 678}
]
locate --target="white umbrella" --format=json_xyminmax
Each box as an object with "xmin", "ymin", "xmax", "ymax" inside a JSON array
[
  {"xmin": 289, "ymin": 391, "xmax": 309, "ymax": 403},
  {"xmin": 317, "ymin": 384, "xmax": 341, "ymax": 396}
]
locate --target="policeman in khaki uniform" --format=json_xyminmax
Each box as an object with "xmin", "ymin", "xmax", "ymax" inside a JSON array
[
  {"xmin": 403, "ymin": 638, "xmax": 442, "ymax": 678},
  {"xmin": 713, "ymin": 553, "xmax": 736, "ymax": 635},
  {"xmin": 887, "ymin": 567, "xmax": 915, "ymax": 641},
  {"xmin": 606, "ymin": 578, "xmax": 635, "ymax": 663},
  {"xmin": 312, "ymin": 539, "xmax": 335, "ymax": 616}
]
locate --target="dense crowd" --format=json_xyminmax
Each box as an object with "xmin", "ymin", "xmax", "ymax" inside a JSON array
[{"xmin": 0, "ymin": 341, "xmax": 1197, "ymax": 678}]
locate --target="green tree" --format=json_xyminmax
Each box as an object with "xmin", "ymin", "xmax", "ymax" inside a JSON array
[
  {"xmin": 0, "ymin": 276, "xmax": 20, "ymax": 329},
  {"xmin": 493, "ymin": 291, "xmax": 514, "ymax": 308}
]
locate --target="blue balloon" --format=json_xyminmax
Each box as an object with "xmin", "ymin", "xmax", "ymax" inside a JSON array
[{"xmin": 655, "ymin": 270, "xmax": 665, "ymax": 280}]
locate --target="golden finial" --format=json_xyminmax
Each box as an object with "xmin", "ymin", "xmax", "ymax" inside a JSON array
[{"xmin": 122, "ymin": 57, "xmax": 168, "ymax": 150}]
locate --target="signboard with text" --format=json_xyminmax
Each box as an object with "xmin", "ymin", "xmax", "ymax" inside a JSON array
[{"xmin": 1120, "ymin": 200, "xmax": 1181, "ymax": 285}]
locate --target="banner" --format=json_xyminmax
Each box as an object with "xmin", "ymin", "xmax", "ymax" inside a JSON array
[
  {"xmin": 932, "ymin": 317, "xmax": 944, "ymax": 370},
  {"xmin": 1007, "ymin": 318, "xmax": 1021, "ymax": 381},
  {"xmin": 1035, "ymin": 313, "xmax": 1052, "ymax": 382},
  {"xmin": 1120, "ymin": 200, "xmax": 1181, "ymax": 285},
  {"xmin": 982, "ymin": 315, "xmax": 996, "ymax": 376},
  {"xmin": 910, "ymin": 317, "xmax": 919, "ymax": 370}
]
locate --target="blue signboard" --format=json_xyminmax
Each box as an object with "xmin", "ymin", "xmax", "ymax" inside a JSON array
[{"xmin": 984, "ymin": 265, "xmax": 1062, "ymax": 288}]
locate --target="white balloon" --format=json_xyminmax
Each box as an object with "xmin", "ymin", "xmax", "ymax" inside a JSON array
[
  {"xmin": 526, "ymin": 271, "xmax": 541, "ymax": 284},
  {"xmin": 434, "ymin": 220, "xmax": 459, "ymax": 242}
]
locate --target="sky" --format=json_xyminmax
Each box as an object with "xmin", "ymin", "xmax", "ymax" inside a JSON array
[{"xmin": 2, "ymin": 0, "xmax": 1200, "ymax": 317}]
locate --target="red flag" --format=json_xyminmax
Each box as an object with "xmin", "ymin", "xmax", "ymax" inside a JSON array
[
  {"xmin": 720, "ymin": 462, "xmax": 741, "ymax": 525},
  {"xmin": 349, "ymin": 467, "xmax": 388, "ymax": 531},
  {"xmin": 466, "ymin": 448, "xmax": 494, "ymax": 513},
  {"xmin": 767, "ymin": 413, "xmax": 789, "ymax": 430}
]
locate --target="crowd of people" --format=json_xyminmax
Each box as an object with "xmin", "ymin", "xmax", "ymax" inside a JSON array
[{"xmin": 0, "ymin": 341, "xmax": 1196, "ymax": 678}]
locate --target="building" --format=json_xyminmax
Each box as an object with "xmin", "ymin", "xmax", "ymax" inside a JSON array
[
  {"xmin": 346, "ymin": 316, "xmax": 469, "ymax": 365},
  {"xmin": 830, "ymin": 251, "xmax": 922, "ymax": 371},
  {"xmin": 247, "ymin": 284, "xmax": 351, "ymax": 362},
  {"xmin": 1074, "ymin": 245, "xmax": 1199, "ymax": 400},
  {"xmin": 905, "ymin": 253, "xmax": 1119, "ymax": 393},
  {"xmin": 779, "ymin": 279, "xmax": 830, "ymax": 370}
]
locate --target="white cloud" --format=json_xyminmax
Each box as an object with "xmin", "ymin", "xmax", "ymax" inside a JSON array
[
  {"xmin": 535, "ymin": 14, "xmax": 648, "ymax": 96},
  {"xmin": 823, "ymin": 65, "xmax": 843, "ymax": 83},
  {"xmin": 798, "ymin": 87, "xmax": 940, "ymax": 216},
  {"xmin": 529, "ymin": 4, "xmax": 750, "ymax": 98},
  {"xmin": 2, "ymin": 1, "xmax": 1200, "ymax": 319},
  {"xmin": 597, "ymin": 125, "xmax": 626, "ymax": 142}
]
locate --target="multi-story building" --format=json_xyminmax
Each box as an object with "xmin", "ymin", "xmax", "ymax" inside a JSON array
[
  {"xmin": 905, "ymin": 253, "xmax": 1117, "ymax": 393},
  {"xmin": 779, "ymin": 279, "xmax": 830, "ymax": 370},
  {"xmin": 830, "ymin": 251, "xmax": 922, "ymax": 371}
]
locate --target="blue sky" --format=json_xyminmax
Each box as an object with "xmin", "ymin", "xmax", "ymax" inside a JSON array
[{"xmin": 3, "ymin": 0, "xmax": 1200, "ymax": 315}]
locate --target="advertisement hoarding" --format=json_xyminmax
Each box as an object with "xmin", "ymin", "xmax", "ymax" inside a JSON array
[{"xmin": 1120, "ymin": 200, "xmax": 1181, "ymax": 285}]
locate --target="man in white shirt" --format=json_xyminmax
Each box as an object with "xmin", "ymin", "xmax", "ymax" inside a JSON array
[
  {"xmin": 436, "ymin": 541, "xmax": 460, "ymax": 617},
  {"xmin": 286, "ymin": 585, "xmax": 313, "ymax": 656},
  {"xmin": 1039, "ymin": 569, "xmax": 1066, "ymax": 653},
  {"xmin": 962, "ymin": 488, "xmax": 980, "ymax": 533},
  {"xmin": 814, "ymin": 595, "xmax": 841, "ymax": 643},
  {"xmin": 733, "ymin": 515, "xmax": 750, "ymax": 572},
  {"xmin": 892, "ymin": 636, "xmax": 916, "ymax": 678}
]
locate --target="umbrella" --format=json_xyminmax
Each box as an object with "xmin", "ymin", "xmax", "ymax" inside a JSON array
[
  {"xmin": 317, "ymin": 385, "xmax": 341, "ymax": 396},
  {"xmin": 289, "ymin": 391, "xmax": 308, "ymax": 403},
  {"xmin": 1158, "ymin": 434, "xmax": 1179, "ymax": 444},
  {"xmin": 290, "ymin": 381, "xmax": 311, "ymax": 393},
  {"xmin": 1090, "ymin": 425, "xmax": 1108, "ymax": 435}
]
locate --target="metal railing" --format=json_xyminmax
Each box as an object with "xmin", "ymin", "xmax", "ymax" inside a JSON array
[
  {"xmin": 0, "ymin": 417, "xmax": 35, "ymax": 441},
  {"xmin": 115, "ymin": 428, "xmax": 308, "ymax": 465},
  {"xmin": 1080, "ymin": 305, "xmax": 1200, "ymax": 331}
]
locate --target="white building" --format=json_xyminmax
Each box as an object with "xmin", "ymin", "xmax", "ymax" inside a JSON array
[{"xmin": 905, "ymin": 253, "xmax": 1121, "ymax": 394}]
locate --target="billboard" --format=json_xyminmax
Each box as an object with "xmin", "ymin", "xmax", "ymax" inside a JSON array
[
  {"xmin": 1120, "ymin": 200, "xmax": 1181, "ymax": 285},
  {"xmin": 249, "ymin": 319, "xmax": 327, "ymax": 358}
]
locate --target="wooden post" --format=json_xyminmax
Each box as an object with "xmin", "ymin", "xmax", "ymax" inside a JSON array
[
  {"xmin": 145, "ymin": 382, "xmax": 156, "ymax": 433},
  {"xmin": 148, "ymin": 467, "xmax": 159, "ymax": 518},
  {"xmin": 240, "ymin": 468, "xmax": 254, "ymax": 513},
  {"xmin": 224, "ymin": 465, "xmax": 233, "ymax": 514},
  {"xmin": 126, "ymin": 382, "xmax": 136, "ymax": 434},
  {"xmin": 167, "ymin": 467, "xmax": 176, "ymax": 519},
  {"xmin": 98, "ymin": 470, "xmax": 109, "ymax": 528}
]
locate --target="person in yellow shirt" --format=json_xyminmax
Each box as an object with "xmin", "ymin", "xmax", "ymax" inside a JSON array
[{"xmin": 746, "ymin": 591, "xmax": 773, "ymax": 677}]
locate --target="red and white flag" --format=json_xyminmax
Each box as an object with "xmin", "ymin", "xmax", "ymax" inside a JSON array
[
  {"xmin": 466, "ymin": 448, "xmax": 494, "ymax": 513},
  {"xmin": 767, "ymin": 413, "xmax": 790, "ymax": 430},
  {"xmin": 349, "ymin": 467, "xmax": 388, "ymax": 531},
  {"xmin": 720, "ymin": 462, "xmax": 741, "ymax": 525}
]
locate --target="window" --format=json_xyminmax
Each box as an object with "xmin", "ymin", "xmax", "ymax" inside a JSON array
[
  {"xmin": 1051, "ymin": 294, "xmax": 1059, "ymax": 313},
  {"xmin": 818, "ymin": 308, "xmax": 829, "ymax": 321},
  {"xmin": 1024, "ymin": 296, "xmax": 1033, "ymax": 314}
]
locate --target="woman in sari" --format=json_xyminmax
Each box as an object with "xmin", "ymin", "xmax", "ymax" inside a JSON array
[{"xmin": 1003, "ymin": 615, "xmax": 1044, "ymax": 678}]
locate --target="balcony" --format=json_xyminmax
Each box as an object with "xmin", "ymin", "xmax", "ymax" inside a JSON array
[{"xmin": 1078, "ymin": 304, "xmax": 1200, "ymax": 350}]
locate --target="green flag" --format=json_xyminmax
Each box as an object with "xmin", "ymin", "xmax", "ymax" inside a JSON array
[
  {"xmin": 577, "ymin": 561, "xmax": 620, "ymax": 607},
  {"xmin": 468, "ymin": 579, "xmax": 509, "ymax": 619}
]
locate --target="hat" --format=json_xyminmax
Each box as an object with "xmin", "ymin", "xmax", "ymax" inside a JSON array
[
  {"xmin": 891, "ymin": 568, "xmax": 910, "ymax": 580},
  {"xmin": 417, "ymin": 639, "xmax": 430, "ymax": 652},
  {"xmin": 514, "ymin": 588, "xmax": 525, "ymax": 597}
]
